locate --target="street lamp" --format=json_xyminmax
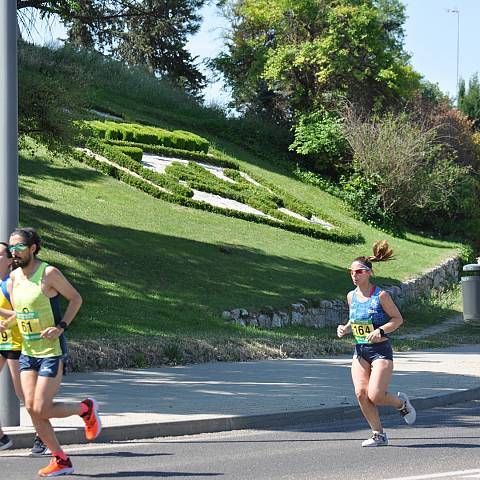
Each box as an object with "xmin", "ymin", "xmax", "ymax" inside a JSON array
[
  {"xmin": 447, "ymin": 7, "xmax": 460, "ymax": 106},
  {"xmin": 0, "ymin": 0, "xmax": 19, "ymax": 428}
]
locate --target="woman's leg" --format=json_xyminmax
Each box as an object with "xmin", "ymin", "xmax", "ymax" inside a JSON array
[
  {"xmin": 351, "ymin": 357, "xmax": 383, "ymax": 432},
  {"xmin": 367, "ymin": 359, "xmax": 403, "ymax": 409}
]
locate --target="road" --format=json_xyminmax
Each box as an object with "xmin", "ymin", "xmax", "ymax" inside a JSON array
[{"xmin": 3, "ymin": 400, "xmax": 480, "ymax": 480}]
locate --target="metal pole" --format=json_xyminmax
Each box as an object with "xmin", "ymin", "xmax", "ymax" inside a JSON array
[
  {"xmin": 0, "ymin": 0, "xmax": 20, "ymax": 427},
  {"xmin": 447, "ymin": 8, "xmax": 460, "ymax": 106},
  {"xmin": 456, "ymin": 10, "xmax": 460, "ymax": 106}
]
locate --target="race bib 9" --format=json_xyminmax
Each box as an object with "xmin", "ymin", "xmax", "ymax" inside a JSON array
[{"xmin": 0, "ymin": 330, "xmax": 13, "ymax": 350}]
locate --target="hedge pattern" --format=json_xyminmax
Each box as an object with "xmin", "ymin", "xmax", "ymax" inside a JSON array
[
  {"xmin": 77, "ymin": 135, "xmax": 362, "ymax": 244},
  {"xmin": 103, "ymin": 139, "xmax": 239, "ymax": 169},
  {"xmin": 83, "ymin": 120, "xmax": 210, "ymax": 153}
]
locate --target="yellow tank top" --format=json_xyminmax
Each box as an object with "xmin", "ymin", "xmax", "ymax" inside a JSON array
[
  {"xmin": 14, "ymin": 262, "xmax": 63, "ymax": 358},
  {"xmin": 0, "ymin": 275, "xmax": 21, "ymax": 352}
]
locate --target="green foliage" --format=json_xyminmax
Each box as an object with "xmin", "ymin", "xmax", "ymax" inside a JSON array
[
  {"xmin": 292, "ymin": 165, "xmax": 344, "ymax": 198},
  {"xmin": 340, "ymin": 173, "xmax": 396, "ymax": 232},
  {"xmin": 103, "ymin": 139, "xmax": 239, "ymax": 169},
  {"xmin": 342, "ymin": 108, "xmax": 479, "ymax": 237},
  {"xmin": 458, "ymin": 74, "xmax": 480, "ymax": 129},
  {"xmin": 114, "ymin": 146, "xmax": 144, "ymax": 162},
  {"xmin": 458, "ymin": 243, "xmax": 476, "ymax": 266},
  {"xmin": 83, "ymin": 120, "xmax": 210, "ymax": 153},
  {"xmin": 18, "ymin": 41, "xmax": 87, "ymax": 149},
  {"xmin": 84, "ymin": 138, "xmax": 193, "ymax": 198},
  {"xmin": 213, "ymin": 0, "xmax": 420, "ymax": 120},
  {"xmin": 419, "ymin": 80, "xmax": 449, "ymax": 106},
  {"xmin": 19, "ymin": 0, "xmax": 208, "ymax": 95},
  {"xmin": 80, "ymin": 138, "xmax": 362, "ymax": 244},
  {"xmin": 290, "ymin": 108, "xmax": 349, "ymax": 176}
]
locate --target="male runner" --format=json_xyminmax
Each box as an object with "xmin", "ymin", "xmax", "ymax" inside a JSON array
[
  {"xmin": 7, "ymin": 228, "xmax": 101, "ymax": 477},
  {"xmin": 0, "ymin": 241, "xmax": 50, "ymax": 456}
]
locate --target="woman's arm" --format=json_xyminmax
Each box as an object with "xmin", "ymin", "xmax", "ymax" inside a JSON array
[
  {"xmin": 337, "ymin": 291, "xmax": 353, "ymax": 338},
  {"xmin": 366, "ymin": 290, "xmax": 403, "ymax": 342}
]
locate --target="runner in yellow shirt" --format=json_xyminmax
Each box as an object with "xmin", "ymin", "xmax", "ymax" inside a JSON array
[
  {"xmin": 8, "ymin": 228, "xmax": 101, "ymax": 477},
  {"xmin": 0, "ymin": 240, "xmax": 51, "ymax": 456},
  {"xmin": 0, "ymin": 241, "xmax": 21, "ymax": 451}
]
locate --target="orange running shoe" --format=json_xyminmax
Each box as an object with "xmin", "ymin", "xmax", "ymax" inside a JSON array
[
  {"xmin": 38, "ymin": 456, "xmax": 74, "ymax": 477},
  {"xmin": 80, "ymin": 397, "xmax": 102, "ymax": 441}
]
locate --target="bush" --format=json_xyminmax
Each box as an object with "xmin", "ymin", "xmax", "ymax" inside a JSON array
[
  {"xmin": 341, "ymin": 108, "xmax": 480, "ymax": 237},
  {"xmin": 290, "ymin": 108, "xmax": 349, "ymax": 177}
]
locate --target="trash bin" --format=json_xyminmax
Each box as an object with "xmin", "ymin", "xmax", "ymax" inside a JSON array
[{"xmin": 461, "ymin": 264, "xmax": 480, "ymax": 324}]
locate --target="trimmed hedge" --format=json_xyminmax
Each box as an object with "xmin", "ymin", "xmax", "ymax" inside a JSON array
[
  {"xmin": 114, "ymin": 145, "xmax": 143, "ymax": 162},
  {"xmin": 83, "ymin": 120, "xmax": 210, "ymax": 153},
  {"xmin": 103, "ymin": 139, "xmax": 239, "ymax": 169},
  {"xmin": 78, "ymin": 140, "xmax": 362, "ymax": 244},
  {"xmin": 85, "ymin": 138, "xmax": 193, "ymax": 198}
]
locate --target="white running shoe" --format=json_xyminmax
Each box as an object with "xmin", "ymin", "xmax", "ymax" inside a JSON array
[
  {"xmin": 362, "ymin": 432, "xmax": 388, "ymax": 447},
  {"xmin": 398, "ymin": 391, "xmax": 416, "ymax": 425}
]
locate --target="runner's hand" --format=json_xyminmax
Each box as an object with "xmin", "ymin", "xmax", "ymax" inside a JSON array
[
  {"xmin": 366, "ymin": 329, "xmax": 382, "ymax": 343},
  {"xmin": 40, "ymin": 326, "xmax": 63, "ymax": 340},
  {"xmin": 337, "ymin": 324, "xmax": 350, "ymax": 338},
  {"xmin": 0, "ymin": 321, "xmax": 6, "ymax": 332}
]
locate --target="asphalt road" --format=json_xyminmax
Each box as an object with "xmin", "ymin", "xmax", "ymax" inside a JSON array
[{"xmin": 3, "ymin": 400, "xmax": 480, "ymax": 480}]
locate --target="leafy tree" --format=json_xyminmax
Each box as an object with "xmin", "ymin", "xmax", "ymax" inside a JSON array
[
  {"xmin": 459, "ymin": 74, "xmax": 480, "ymax": 129},
  {"xmin": 212, "ymin": 0, "xmax": 420, "ymax": 121},
  {"xmin": 17, "ymin": 0, "xmax": 207, "ymax": 95}
]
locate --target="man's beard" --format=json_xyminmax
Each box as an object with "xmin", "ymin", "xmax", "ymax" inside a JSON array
[{"xmin": 13, "ymin": 254, "xmax": 32, "ymax": 269}]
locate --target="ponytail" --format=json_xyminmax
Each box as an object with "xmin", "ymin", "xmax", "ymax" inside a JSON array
[{"xmin": 353, "ymin": 240, "xmax": 394, "ymax": 271}]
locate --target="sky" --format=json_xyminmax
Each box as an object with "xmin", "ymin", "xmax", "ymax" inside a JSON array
[{"xmin": 21, "ymin": 0, "xmax": 480, "ymax": 106}]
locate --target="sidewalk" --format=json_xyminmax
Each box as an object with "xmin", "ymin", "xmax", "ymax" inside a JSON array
[{"xmin": 4, "ymin": 344, "xmax": 480, "ymax": 449}]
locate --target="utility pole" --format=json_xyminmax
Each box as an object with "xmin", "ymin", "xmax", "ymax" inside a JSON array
[
  {"xmin": 0, "ymin": 0, "xmax": 20, "ymax": 427},
  {"xmin": 447, "ymin": 7, "xmax": 460, "ymax": 106}
]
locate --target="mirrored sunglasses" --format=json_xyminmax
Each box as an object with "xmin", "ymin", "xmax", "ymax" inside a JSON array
[{"xmin": 8, "ymin": 243, "xmax": 29, "ymax": 253}]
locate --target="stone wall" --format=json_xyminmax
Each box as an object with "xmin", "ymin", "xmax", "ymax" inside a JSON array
[{"xmin": 222, "ymin": 256, "xmax": 461, "ymax": 329}]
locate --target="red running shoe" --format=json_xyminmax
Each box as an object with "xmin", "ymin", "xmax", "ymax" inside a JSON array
[
  {"xmin": 38, "ymin": 456, "xmax": 74, "ymax": 477},
  {"xmin": 80, "ymin": 397, "xmax": 102, "ymax": 441}
]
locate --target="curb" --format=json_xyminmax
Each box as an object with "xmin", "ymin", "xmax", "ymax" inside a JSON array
[{"xmin": 6, "ymin": 386, "xmax": 480, "ymax": 450}]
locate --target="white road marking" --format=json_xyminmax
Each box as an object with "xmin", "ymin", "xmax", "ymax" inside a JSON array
[{"xmin": 385, "ymin": 470, "xmax": 480, "ymax": 480}]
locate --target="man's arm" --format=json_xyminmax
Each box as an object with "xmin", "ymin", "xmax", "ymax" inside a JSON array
[{"xmin": 40, "ymin": 266, "xmax": 83, "ymax": 339}]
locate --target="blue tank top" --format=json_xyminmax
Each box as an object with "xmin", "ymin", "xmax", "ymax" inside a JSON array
[{"xmin": 349, "ymin": 286, "xmax": 388, "ymax": 330}]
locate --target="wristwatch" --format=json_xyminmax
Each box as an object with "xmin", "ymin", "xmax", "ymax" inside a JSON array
[
  {"xmin": 58, "ymin": 321, "xmax": 68, "ymax": 331},
  {"xmin": 378, "ymin": 327, "xmax": 385, "ymax": 337}
]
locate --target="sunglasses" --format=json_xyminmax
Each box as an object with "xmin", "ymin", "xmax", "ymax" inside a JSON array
[
  {"xmin": 8, "ymin": 243, "xmax": 29, "ymax": 253},
  {"xmin": 348, "ymin": 268, "xmax": 370, "ymax": 275}
]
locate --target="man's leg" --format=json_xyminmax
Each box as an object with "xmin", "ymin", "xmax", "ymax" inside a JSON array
[{"xmin": 30, "ymin": 361, "xmax": 81, "ymax": 454}]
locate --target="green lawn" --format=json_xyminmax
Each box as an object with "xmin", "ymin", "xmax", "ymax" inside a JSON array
[
  {"xmin": 16, "ymin": 45, "xmax": 469, "ymax": 370},
  {"xmin": 20, "ymin": 139, "xmax": 459, "ymax": 346}
]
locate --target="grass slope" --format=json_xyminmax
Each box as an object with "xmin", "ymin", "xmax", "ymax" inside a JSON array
[
  {"xmin": 18, "ymin": 46, "xmax": 465, "ymax": 369},
  {"xmin": 19, "ymin": 138, "xmax": 462, "ymax": 370}
]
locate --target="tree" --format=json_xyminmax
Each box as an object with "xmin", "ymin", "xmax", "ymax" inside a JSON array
[
  {"xmin": 459, "ymin": 74, "xmax": 480, "ymax": 129},
  {"xmin": 17, "ymin": 0, "xmax": 207, "ymax": 95},
  {"xmin": 212, "ymin": 0, "xmax": 420, "ymax": 121}
]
